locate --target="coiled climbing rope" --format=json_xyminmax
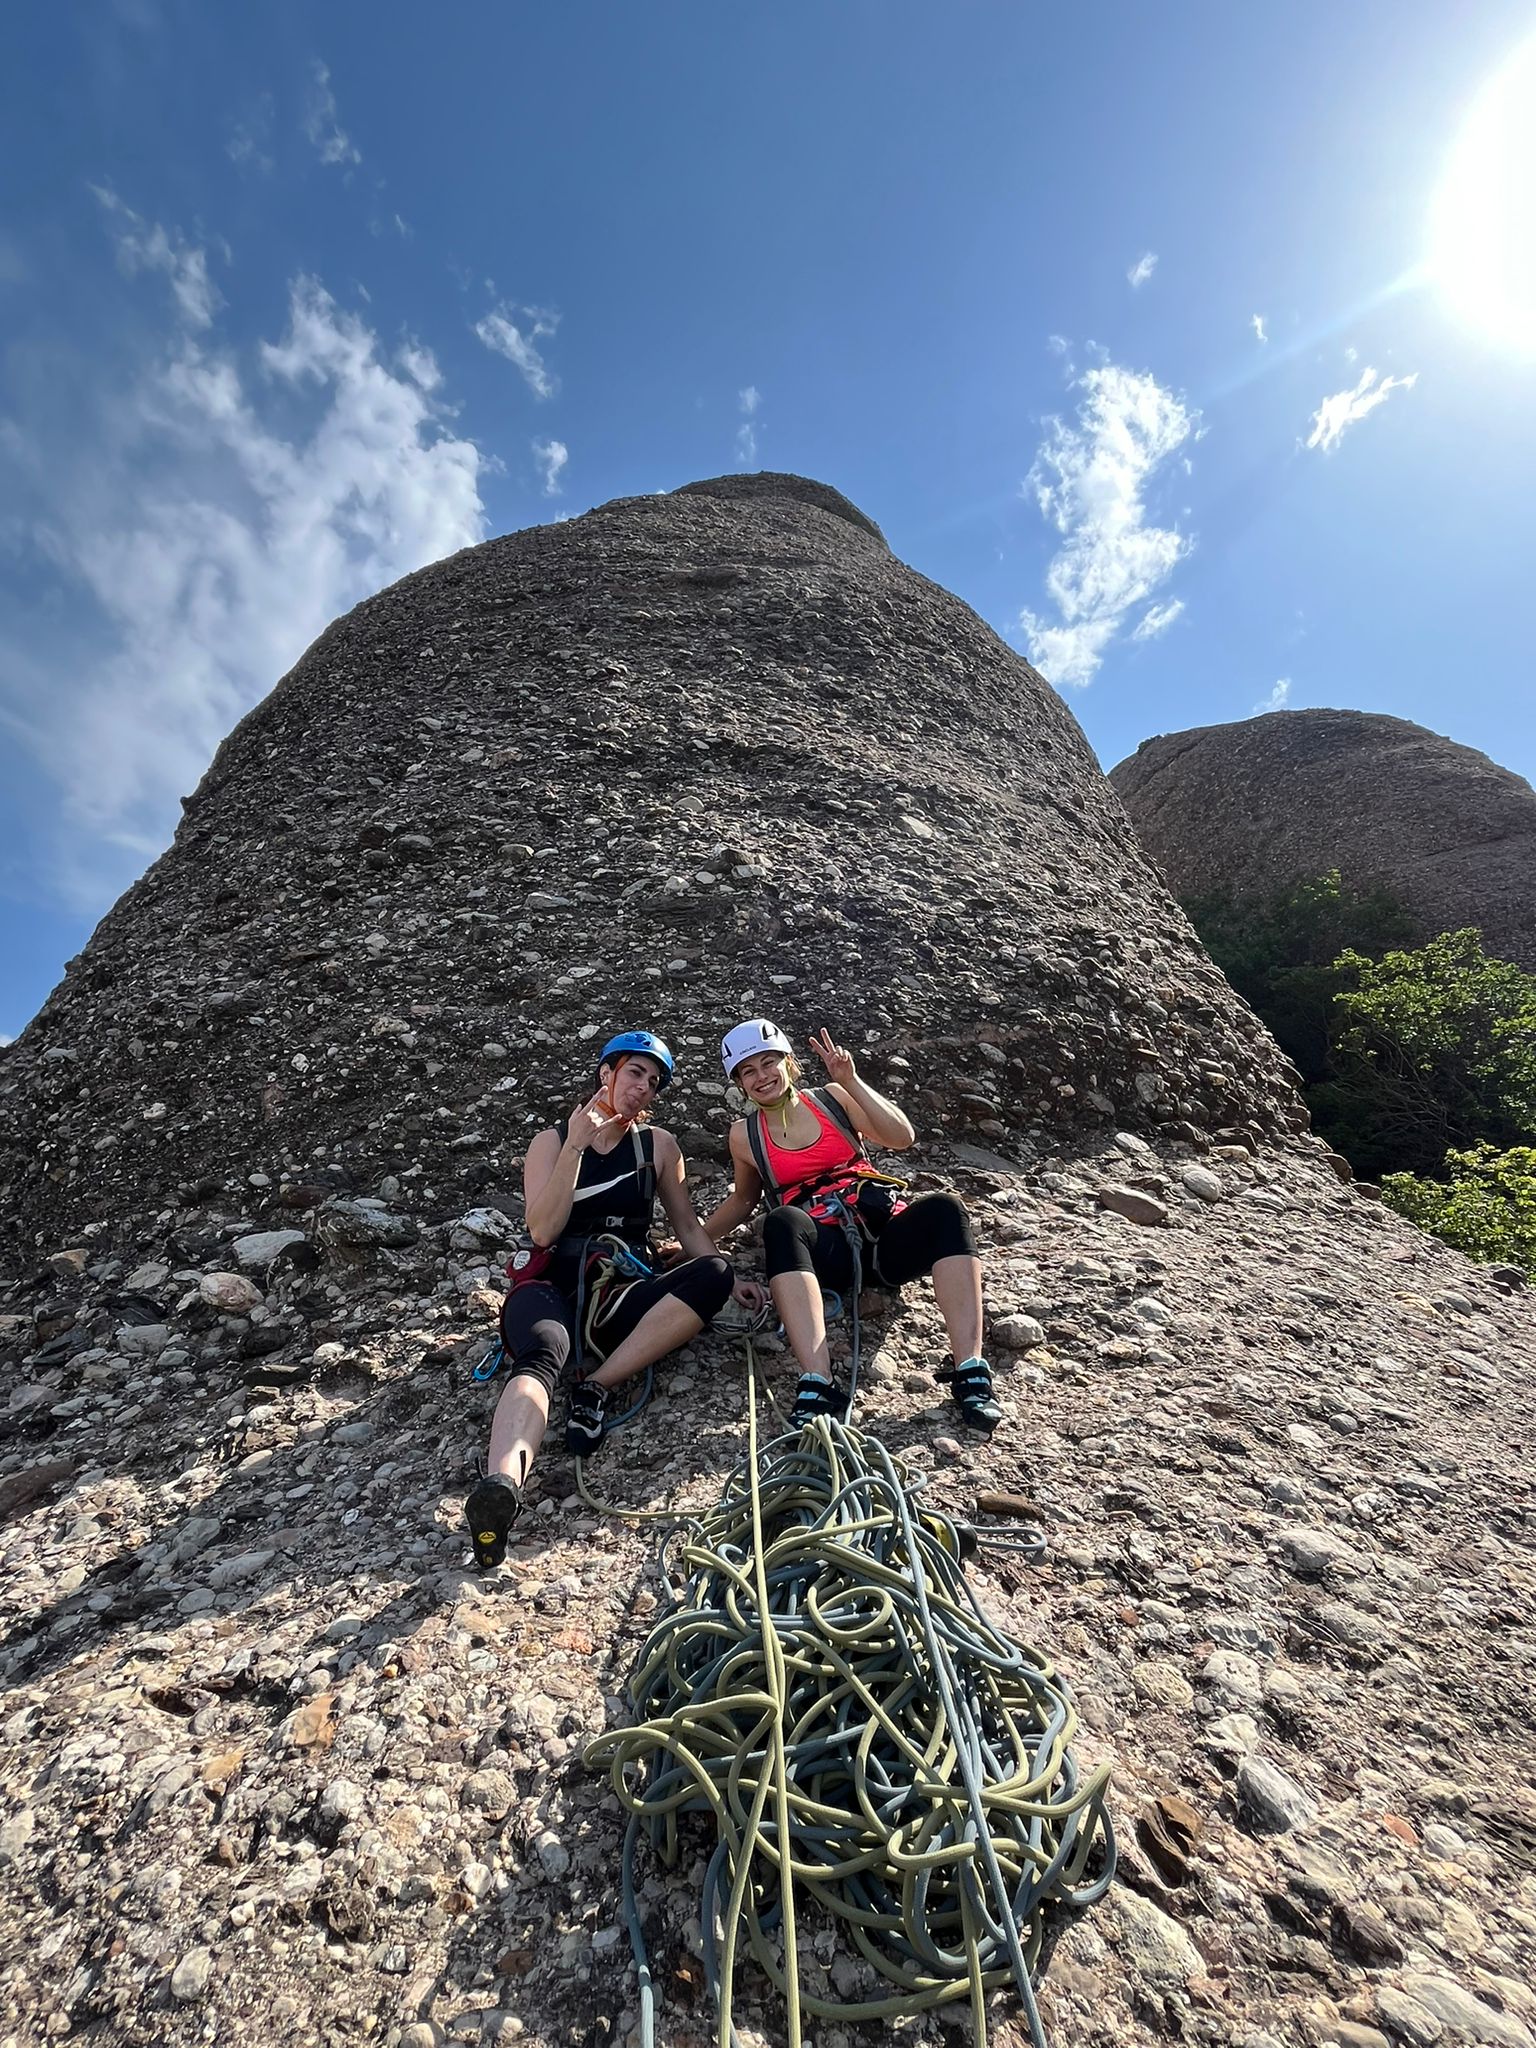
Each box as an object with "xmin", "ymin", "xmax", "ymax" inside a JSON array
[{"xmin": 583, "ymin": 1336, "xmax": 1116, "ymax": 2048}]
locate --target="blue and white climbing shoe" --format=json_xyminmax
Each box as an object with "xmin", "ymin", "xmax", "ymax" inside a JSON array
[
  {"xmin": 565, "ymin": 1377, "xmax": 610, "ymax": 1456},
  {"xmin": 940, "ymin": 1356, "xmax": 1002, "ymax": 1433},
  {"xmin": 790, "ymin": 1373, "xmax": 848, "ymax": 1426}
]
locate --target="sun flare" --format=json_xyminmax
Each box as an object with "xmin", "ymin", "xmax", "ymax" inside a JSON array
[{"xmin": 1430, "ymin": 35, "xmax": 1536, "ymax": 354}]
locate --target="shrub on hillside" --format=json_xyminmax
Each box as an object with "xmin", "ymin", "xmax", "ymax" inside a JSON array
[
  {"xmin": 1317, "ymin": 929, "xmax": 1536, "ymax": 1179},
  {"xmin": 1382, "ymin": 1145, "xmax": 1536, "ymax": 1279},
  {"xmin": 1185, "ymin": 871, "xmax": 1421, "ymax": 1082}
]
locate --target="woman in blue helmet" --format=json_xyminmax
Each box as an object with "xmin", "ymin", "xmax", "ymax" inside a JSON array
[{"xmin": 465, "ymin": 1030, "xmax": 764, "ymax": 1570}]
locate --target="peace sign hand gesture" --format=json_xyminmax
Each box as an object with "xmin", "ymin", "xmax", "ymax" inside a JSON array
[{"xmin": 809, "ymin": 1027, "xmax": 857, "ymax": 1088}]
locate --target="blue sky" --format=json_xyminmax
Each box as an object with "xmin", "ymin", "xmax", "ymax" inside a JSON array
[{"xmin": 3, "ymin": 1, "xmax": 1534, "ymax": 1039}]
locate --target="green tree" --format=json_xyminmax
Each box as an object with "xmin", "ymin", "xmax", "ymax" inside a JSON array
[
  {"xmin": 1185, "ymin": 871, "xmax": 1422, "ymax": 1083},
  {"xmin": 1318, "ymin": 929, "xmax": 1536, "ymax": 1178},
  {"xmin": 1382, "ymin": 1144, "xmax": 1536, "ymax": 1278}
]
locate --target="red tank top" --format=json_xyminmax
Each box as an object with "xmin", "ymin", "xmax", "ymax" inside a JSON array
[{"xmin": 757, "ymin": 1094, "xmax": 861, "ymax": 1199}]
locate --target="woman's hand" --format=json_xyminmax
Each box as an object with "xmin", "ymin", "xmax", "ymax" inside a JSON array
[
  {"xmin": 565, "ymin": 1092, "xmax": 625, "ymax": 1153},
  {"xmin": 809, "ymin": 1027, "xmax": 857, "ymax": 1088},
  {"xmin": 732, "ymin": 1279, "xmax": 768, "ymax": 1313}
]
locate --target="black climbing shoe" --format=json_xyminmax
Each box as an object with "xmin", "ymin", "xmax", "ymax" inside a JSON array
[
  {"xmin": 565, "ymin": 1377, "xmax": 610, "ymax": 1456},
  {"xmin": 464, "ymin": 1472, "xmax": 524, "ymax": 1573},
  {"xmin": 940, "ymin": 1356, "xmax": 1002, "ymax": 1434},
  {"xmin": 790, "ymin": 1373, "xmax": 848, "ymax": 1426}
]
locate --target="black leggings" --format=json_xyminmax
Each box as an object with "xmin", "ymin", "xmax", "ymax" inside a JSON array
[
  {"xmin": 497, "ymin": 1254, "xmax": 734, "ymax": 1397},
  {"xmin": 762, "ymin": 1191, "xmax": 977, "ymax": 1291}
]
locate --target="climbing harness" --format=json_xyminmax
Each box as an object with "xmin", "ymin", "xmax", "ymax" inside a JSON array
[
  {"xmin": 584, "ymin": 1333, "xmax": 1116, "ymax": 2048},
  {"xmin": 470, "ymin": 1231, "xmax": 658, "ymax": 1436}
]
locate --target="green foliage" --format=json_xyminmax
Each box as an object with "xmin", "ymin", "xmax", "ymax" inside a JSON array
[
  {"xmin": 1185, "ymin": 877, "xmax": 1536, "ymax": 1215},
  {"xmin": 1318, "ymin": 928, "xmax": 1536, "ymax": 1178},
  {"xmin": 1382, "ymin": 1145, "xmax": 1536, "ymax": 1278},
  {"xmin": 1184, "ymin": 871, "xmax": 1422, "ymax": 1083}
]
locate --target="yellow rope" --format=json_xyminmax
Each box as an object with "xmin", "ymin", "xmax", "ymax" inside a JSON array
[{"xmin": 583, "ymin": 1335, "xmax": 1116, "ymax": 2047}]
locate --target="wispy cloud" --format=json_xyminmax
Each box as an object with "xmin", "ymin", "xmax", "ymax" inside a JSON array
[
  {"xmin": 1132, "ymin": 597, "xmax": 1185, "ymax": 641},
  {"xmin": 532, "ymin": 436, "xmax": 568, "ymax": 496},
  {"xmin": 92, "ymin": 185, "xmax": 220, "ymax": 329},
  {"xmin": 305, "ymin": 60, "xmax": 361, "ymax": 169},
  {"xmin": 1305, "ymin": 366, "xmax": 1418, "ymax": 452},
  {"xmin": 474, "ymin": 304, "xmax": 559, "ymax": 399},
  {"xmin": 227, "ymin": 95, "xmax": 275, "ymax": 174},
  {"xmin": 1251, "ymin": 313, "xmax": 1267, "ymax": 343},
  {"xmin": 1127, "ymin": 251, "xmax": 1158, "ymax": 289},
  {"xmin": 735, "ymin": 384, "xmax": 760, "ymax": 465},
  {"xmin": 1018, "ymin": 360, "xmax": 1196, "ymax": 688},
  {"xmin": 1, "ymin": 229, "xmax": 485, "ymax": 913},
  {"xmin": 1253, "ymin": 678, "xmax": 1292, "ymax": 713}
]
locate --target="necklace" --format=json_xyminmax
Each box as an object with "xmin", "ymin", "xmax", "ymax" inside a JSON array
[{"xmin": 765, "ymin": 1086, "xmax": 799, "ymax": 1140}]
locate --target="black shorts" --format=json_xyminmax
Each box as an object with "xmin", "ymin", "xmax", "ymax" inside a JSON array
[
  {"xmin": 495, "ymin": 1253, "xmax": 734, "ymax": 1396},
  {"xmin": 761, "ymin": 1190, "xmax": 977, "ymax": 1289}
]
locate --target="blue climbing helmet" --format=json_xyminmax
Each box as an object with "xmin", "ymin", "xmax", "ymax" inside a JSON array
[{"xmin": 597, "ymin": 1029, "xmax": 675, "ymax": 1092}]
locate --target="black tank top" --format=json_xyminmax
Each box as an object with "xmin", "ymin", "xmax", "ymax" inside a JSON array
[{"xmin": 564, "ymin": 1127, "xmax": 657, "ymax": 1248}]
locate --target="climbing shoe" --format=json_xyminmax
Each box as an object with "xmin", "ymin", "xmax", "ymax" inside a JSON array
[
  {"xmin": 940, "ymin": 1356, "xmax": 1003, "ymax": 1434},
  {"xmin": 790, "ymin": 1373, "xmax": 849, "ymax": 1426},
  {"xmin": 565, "ymin": 1377, "xmax": 610, "ymax": 1456},
  {"xmin": 464, "ymin": 1472, "xmax": 524, "ymax": 1573}
]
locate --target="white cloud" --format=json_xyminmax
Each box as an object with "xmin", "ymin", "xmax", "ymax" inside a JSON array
[
  {"xmin": 1251, "ymin": 313, "xmax": 1267, "ymax": 343},
  {"xmin": 735, "ymin": 384, "xmax": 761, "ymax": 466},
  {"xmin": 92, "ymin": 186, "xmax": 220, "ymax": 329},
  {"xmin": 1132, "ymin": 597, "xmax": 1185, "ymax": 640},
  {"xmin": 1018, "ymin": 360, "xmax": 1196, "ymax": 688},
  {"xmin": 0, "ymin": 1034, "xmax": 13, "ymax": 1048},
  {"xmin": 474, "ymin": 304, "xmax": 559, "ymax": 399},
  {"xmin": 1127, "ymin": 251, "xmax": 1158, "ymax": 289},
  {"xmin": 532, "ymin": 436, "xmax": 568, "ymax": 496},
  {"xmin": 227, "ymin": 95, "xmax": 275, "ymax": 174},
  {"xmin": 2, "ymin": 259, "xmax": 485, "ymax": 913},
  {"xmin": 1305, "ymin": 366, "xmax": 1418, "ymax": 452},
  {"xmin": 305, "ymin": 61, "xmax": 361, "ymax": 168},
  {"xmin": 1253, "ymin": 678, "xmax": 1292, "ymax": 713}
]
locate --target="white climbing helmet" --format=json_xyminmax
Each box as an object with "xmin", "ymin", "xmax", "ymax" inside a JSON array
[{"xmin": 720, "ymin": 1017, "xmax": 793, "ymax": 1081}]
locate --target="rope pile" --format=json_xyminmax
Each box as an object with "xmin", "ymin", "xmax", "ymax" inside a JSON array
[{"xmin": 583, "ymin": 1343, "xmax": 1116, "ymax": 2048}]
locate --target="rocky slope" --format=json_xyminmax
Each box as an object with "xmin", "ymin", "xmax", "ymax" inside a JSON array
[
  {"xmin": 1109, "ymin": 711, "xmax": 1536, "ymax": 970},
  {"xmin": 2, "ymin": 480, "xmax": 1533, "ymax": 2048}
]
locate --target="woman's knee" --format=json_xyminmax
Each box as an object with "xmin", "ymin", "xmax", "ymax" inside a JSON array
[
  {"xmin": 921, "ymin": 1192, "xmax": 978, "ymax": 1263},
  {"xmin": 669, "ymin": 1252, "xmax": 734, "ymax": 1319},
  {"xmin": 763, "ymin": 1204, "xmax": 817, "ymax": 1279},
  {"xmin": 496, "ymin": 1307, "xmax": 569, "ymax": 1396}
]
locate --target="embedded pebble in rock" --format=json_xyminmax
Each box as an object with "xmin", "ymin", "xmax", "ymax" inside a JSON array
[
  {"xmin": 991, "ymin": 1313, "xmax": 1047, "ymax": 1351},
  {"xmin": 169, "ymin": 1947, "xmax": 213, "ymax": 2002},
  {"xmin": 0, "ymin": 475, "xmax": 1533, "ymax": 2048},
  {"xmin": 1236, "ymin": 1754, "xmax": 1320, "ymax": 1835},
  {"xmin": 230, "ymin": 1229, "xmax": 308, "ymax": 1268},
  {"xmin": 1100, "ymin": 1888, "xmax": 1206, "ymax": 1987},
  {"xmin": 1394, "ymin": 1976, "xmax": 1536, "ymax": 2048},
  {"xmin": 198, "ymin": 1271, "xmax": 263, "ymax": 1313}
]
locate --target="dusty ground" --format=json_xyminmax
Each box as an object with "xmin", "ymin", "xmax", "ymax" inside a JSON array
[{"xmin": 3, "ymin": 1132, "xmax": 1533, "ymax": 2048}]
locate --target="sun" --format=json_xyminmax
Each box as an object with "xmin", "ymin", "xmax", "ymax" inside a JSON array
[{"xmin": 1429, "ymin": 34, "xmax": 1536, "ymax": 354}]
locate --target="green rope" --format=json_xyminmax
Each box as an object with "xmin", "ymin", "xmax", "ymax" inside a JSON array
[{"xmin": 584, "ymin": 1335, "xmax": 1116, "ymax": 2048}]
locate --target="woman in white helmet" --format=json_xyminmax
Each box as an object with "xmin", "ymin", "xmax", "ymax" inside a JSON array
[{"xmin": 704, "ymin": 1018, "xmax": 1002, "ymax": 1431}]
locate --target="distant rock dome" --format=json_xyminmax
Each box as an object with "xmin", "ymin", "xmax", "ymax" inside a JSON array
[{"xmin": 1111, "ymin": 709, "xmax": 1536, "ymax": 970}]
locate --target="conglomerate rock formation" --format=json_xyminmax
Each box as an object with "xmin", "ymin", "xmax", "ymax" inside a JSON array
[
  {"xmin": 0, "ymin": 473, "xmax": 1301, "ymax": 1252},
  {"xmin": 1110, "ymin": 710, "xmax": 1536, "ymax": 970},
  {"xmin": 2, "ymin": 480, "xmax": 1534, "ymax": 2048}
]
